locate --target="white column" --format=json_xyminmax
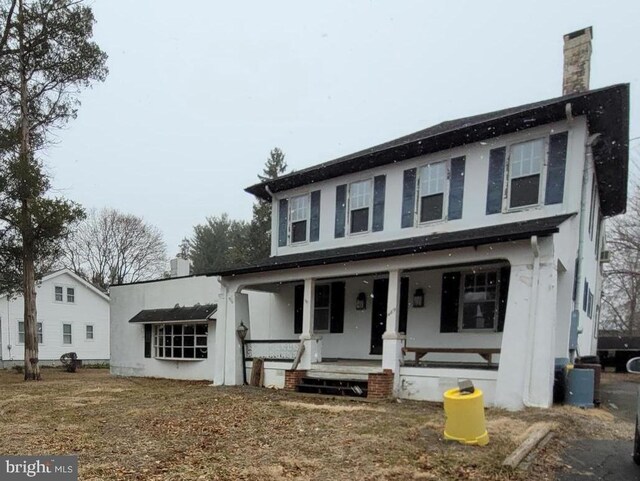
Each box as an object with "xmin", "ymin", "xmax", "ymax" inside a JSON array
[
  {"xmin": 218, "ymin": 288, "xmax": 250, "ymax": 386},
  {"xmin": 213, "ymin": 286, "xmax": 228, "ymax": 385},
  {"xmin": 382, "ymin": 269, "xmax": 404, "ymax": 395},
  {"xmin": 298, "ymin": 278, "xmax": 321, "ymax": 369}
]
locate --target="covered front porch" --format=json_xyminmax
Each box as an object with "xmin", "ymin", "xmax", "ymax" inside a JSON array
[{"xmin": 214, "ymin": 230, "xmax": 564, "ymax": 409}]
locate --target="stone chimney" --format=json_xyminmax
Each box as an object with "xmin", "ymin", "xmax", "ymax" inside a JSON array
[
  {"xmin": 170, "ymin": 257, "xmax": 191, "ymax": 278},
  {"xmin": 562, "ymin": 27, "xmax": 593, "ymax": 95}
]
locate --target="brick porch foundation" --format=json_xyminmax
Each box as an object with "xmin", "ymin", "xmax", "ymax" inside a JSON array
[
  {"xmin": 284, "ymin": 369, "xmax": 308, "ymax": 391},
  {"xmin": 367, "ymin": 369, "xmax": 394, "ymax": 399}
]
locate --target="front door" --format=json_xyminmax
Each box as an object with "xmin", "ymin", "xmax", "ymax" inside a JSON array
[{"xmin": 370, "ymin": 278, "xmax": 388, "ymax": 355}]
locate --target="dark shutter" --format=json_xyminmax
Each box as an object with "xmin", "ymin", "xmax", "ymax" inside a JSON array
[
  {"xmin": 545, "ymin": 131, "xmax": 568, "ymax": 205},
  {"xmin": 144, "ymin": 324, "xmax": 152, "ymax": 358},
  {"xmin": 572, "ymin": 257, "xmax": 579, "ymax": 302},
  {"xmin": 294, "ymin": 284, "xmax": 304, "ymax": 334},
  {"xmin": 497, "ymin": 266, "xmax": 511, "ymax": 332},
  {"xmin": 329, "ymin": 282, "xmax": 345, "ymax": 333},
  {"xmin": 310, "ymin": 190, "xmax": 321, "ymax": 242},
  {"xmin": 448, "ymin": 156, "xmax": 466, "ymax": 220},
  {"xmin": 401, "ymin": 168, "xmax": 417, "ymax": 228},
  {"xmin": 278, "ymin": 199, "xmax": 288, "ymax": 247},
  {"xmin": 399, "ymin": 277, "xmax": 409, "ymax": 334},
  {"xmin": 440, "ymin": 272, "xmax": 460, "ymax": 333},
  {"xmin": 486, "ymin": 147, "xmax": 506, "ymax": 214},
  {"xmin": 372, "ymin": 175, "xmax": 386, "ymax": 232},
  {"xmin": 335, "ymin": 184, "xmax": 347, "ymax": 238},
  {"xmin": 582, "ymin": 280, "xmax": 589, "ymax": 312}
]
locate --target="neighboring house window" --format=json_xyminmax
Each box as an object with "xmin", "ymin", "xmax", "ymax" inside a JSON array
[
  {"xmin": 18, "ymin": 321, "xmax": 43, "ymax": 343},
  {"xmin": 419, "ymin": 160, "xmax": 447, "ymax": 223},
  {"xmin": 63, "ymin": 324, "xmax": 72, "ymax": 344},
  {"xmin": 55, "ymin": 286, "xmax": 63, "ymax": 302},
  {"xmin": 349, "ymin": 179, "xmax": 372, "ymax": 234},
  {"xmin": 289, "ymin": 194, "xmax": 309, "ymax": 244},
  {"xmin": 67, "ymin": 287, "xmax": 75, "ymax": 303},
  {"xmin": 313, "ymin": 284, "xmax": 331, "ymax": 331},
  {"xmin": 154, "ymin": 323, "xmax": 208, "ymax": 360},
  {"xmin": 460, "ymin": 270, "xmax": 500, "ymax": 330},
  {"xmin": 86, "ymin": 325, "xmax": 94, "ymax": 340},
  {"xmin": 508, "ymin": 138, "xmax": 544, "ymax": 208}
]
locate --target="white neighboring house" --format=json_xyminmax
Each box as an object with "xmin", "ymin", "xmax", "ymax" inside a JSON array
[{"xmin": 0, "ymin": 269, "xmax": 110, "ymax": 367}]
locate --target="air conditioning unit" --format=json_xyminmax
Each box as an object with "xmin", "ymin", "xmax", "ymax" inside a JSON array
[{"xmin": 599, "ymin": 250, "xmax": 610, "ymax": 263}]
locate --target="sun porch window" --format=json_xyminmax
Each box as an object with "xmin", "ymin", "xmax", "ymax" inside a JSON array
[{"xmin": 153, "ymin": 323, "xmax": 208, "ymax": 360}]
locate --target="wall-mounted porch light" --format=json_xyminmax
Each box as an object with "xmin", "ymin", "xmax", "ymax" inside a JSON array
[
  {"xmin": 356, "ymin": 292, "xmax": 367, "ymax": 310},
  {"xmin": 413, "ymin": 288, "xmax": 425, "ymax": 308}
]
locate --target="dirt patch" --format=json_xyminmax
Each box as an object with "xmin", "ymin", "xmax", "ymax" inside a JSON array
[{"xmin": 279, "ymin": 400, "xmax": 386, "ymax": 413}]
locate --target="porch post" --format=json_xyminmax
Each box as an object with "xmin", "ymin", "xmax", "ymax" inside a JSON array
[
  {"xmin": 382, "ymin": 269, "xmax": 404, "ymax": 395},
  {"xmin": 299, "ymin": 277, "xmax": 321, "ymax": 369},
  {"xmin": 221, "ymin": 288, "xmax": 250, "ymax": 386}
]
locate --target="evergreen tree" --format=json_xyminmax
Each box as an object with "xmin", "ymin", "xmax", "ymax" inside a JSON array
[
  {"xmin": 248, "ymin": 148, "xmax": 287, "ymax": 261},
  {"xmin": 0, "ymin": 0, "xmax": 107, "ymax": 380}
]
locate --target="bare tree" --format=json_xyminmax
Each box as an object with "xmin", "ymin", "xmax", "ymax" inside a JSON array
[
  {"xmin": 62, "ymin": 209, "xmax": 167, "ymax": 289},
  {"xmin": 601, "ymin": 184, "xmax": 640, "ymax": 335}
]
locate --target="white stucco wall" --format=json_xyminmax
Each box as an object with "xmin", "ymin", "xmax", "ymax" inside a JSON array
[
  {"xmin": 0, "ymin": 271, "xmax": 110, "ymax": 363},
  {"xmin": 271, "ymin": 118, "xmax": 587, "ymax": 258},
  {"xmin": 110, "ymin": 275, "xmax": 221, "ymax": 381}
]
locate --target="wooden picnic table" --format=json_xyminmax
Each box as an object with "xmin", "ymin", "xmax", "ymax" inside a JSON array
[{"xmin": 402, "ymin": 347, "xmax": 501, "ymax": 364}]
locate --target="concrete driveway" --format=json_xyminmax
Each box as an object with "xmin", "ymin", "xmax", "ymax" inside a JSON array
[{"xmin": 558, "ymin": 375, "xmax": 638, "ymax": 480}]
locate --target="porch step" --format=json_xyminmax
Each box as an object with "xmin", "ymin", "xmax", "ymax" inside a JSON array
[
  {"xmin": 296, "ymin": 376, "xmax": 368, "ymax": 398},
  {"xmin": 308, "ymin": 363, "xmax": 383, "ymax": 376},
  {"xmin": 305, "ymin": 371, "xmax": 369, "ymax": 382}
]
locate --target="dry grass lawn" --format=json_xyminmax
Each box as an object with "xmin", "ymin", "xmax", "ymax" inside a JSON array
[{"xmin": 0, "ymin": 369, "xmax": 632, "ymax": 480}]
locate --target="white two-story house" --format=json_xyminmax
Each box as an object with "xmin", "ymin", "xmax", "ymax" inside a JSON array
[
  {"xmin": 207, "ymin": 27, "xmax": 629, "ymax": 409},
  {"xmin": 0, "ymin": 269, "xmax": 111, "ymax": 367}
]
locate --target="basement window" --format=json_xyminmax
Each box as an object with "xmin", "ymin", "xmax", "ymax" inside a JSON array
[{"xmin": 154, "ymin": 323, "xmax": 208, "ymax": 360}]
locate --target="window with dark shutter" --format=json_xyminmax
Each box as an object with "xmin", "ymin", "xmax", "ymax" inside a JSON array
[
  {"xmin": 289, "ymin": 194, "xmax": 309, "ymax": 244},
  {"xmin": 418, "ymin": 161, "xmax": 446, "ymax": 223},
  {"xmin": 330, "ymin": 282, "xmax": 345, "ymax": 333},
  {"xmin": 372, "ymin": 175, "xmax": 386, "ymax": 232},
  {"xmin": 486, "ymin": 147, "xmax": 506, "ymax": 214},
  {"xmin": 335, "ymin": 184, "xmax": 347, "ymax": 238},
  {"xmin": 448, "ymin": 156, "xmax": 465, "ymax": 220},
  {"xmin": 545, "ymin": 132, "xmax": 568, "ymax": 205},
  {"xmin": 440, "ymin": 272, "xmax": 460, "ymax": 332},
  {"xmin": 582, "ymin": 280, "xmax": 589, "ymax": 312},
  {"xmin": 144, "ymin": 324, "xmax": 152, "ymax": 358},
  {"xmin": 349, "ymin": 180, "xmax": 372, "ymax": 234},
  {"xmin": 294, "ymin": 284, "xmax": 304, "ymax": 334},
  {"xmin": 310, "ymin": 190, "xmax": 321, "ymax": 242},
  {"xmin": 278, "ymin": 199, "xmax": 288, "ymax": 247},
  {"xmin": 314, "ymin": 284, "xmax": 331, "ymax": 331},
  {"xmin": 460, "ymin": 270, "xmax": 500, "ymax": 330},
  {"xmin": 508, "ymin": 139, "xmax": 544, "ymax": 208},
  {"xmin": 401, "ymin": 168, "xmax": 417, "ymax": 228}
]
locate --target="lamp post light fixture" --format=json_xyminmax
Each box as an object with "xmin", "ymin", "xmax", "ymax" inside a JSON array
[{"xmin": 237, "ymin": 321, "xmax": 249, "ymax": 384}]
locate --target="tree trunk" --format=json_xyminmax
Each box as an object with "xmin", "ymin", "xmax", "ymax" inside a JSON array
[{"xmin": 18, "ymin": 0, "xmax": 39, "ymax": 381}]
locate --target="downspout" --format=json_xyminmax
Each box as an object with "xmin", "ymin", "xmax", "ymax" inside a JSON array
[
  {"xmin": 573, "ymin": 133, "xmax": 601, "ymax": 358},
  {"xmin": 523, "ymin": 235, "xmax": 540, "ymax": 406}
]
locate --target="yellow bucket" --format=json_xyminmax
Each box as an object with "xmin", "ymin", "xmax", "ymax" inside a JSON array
[{"xmin": 443, "ymin": 387, "xmax": 489, "ymax": 446}]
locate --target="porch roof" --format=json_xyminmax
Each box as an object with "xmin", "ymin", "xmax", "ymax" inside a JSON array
[
  {"xmin": 128, "ymin": 304, "xmax": 217, "ymax": 323},
  {"xmin": 246, "ymin": 84, "xmax": 629, "ymax": 216},
  {"xmin": 210, "ymin": 213, "xmax": 574, "ymax": 277}
]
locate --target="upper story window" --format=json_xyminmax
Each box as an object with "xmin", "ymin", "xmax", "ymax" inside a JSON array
[
  {"xmin": 508, "ymin": 139, "xmax": 544, "ymax": 209},
  {"xmin": 55, "ymin": 286, "xmax": 63, "ymax": 302},
  {"xmin": 289, "ymin": 194, "xmax": 309, "ymax": 244},
  {"xmin": 349, "ymin": 179, "xmax": 372, "ymax": 234},
  {"xmin": 419, "ymin": 160, "xmax": 448, "ymax": 223},
  {"xmin": 67, "ymin": 287, "xmax": 75, "ymax": 303}
]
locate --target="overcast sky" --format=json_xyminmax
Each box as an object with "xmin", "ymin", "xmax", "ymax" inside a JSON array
[{"xmin": 45, "ymin": 1, "xmax": 640, "ymax": 258}]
